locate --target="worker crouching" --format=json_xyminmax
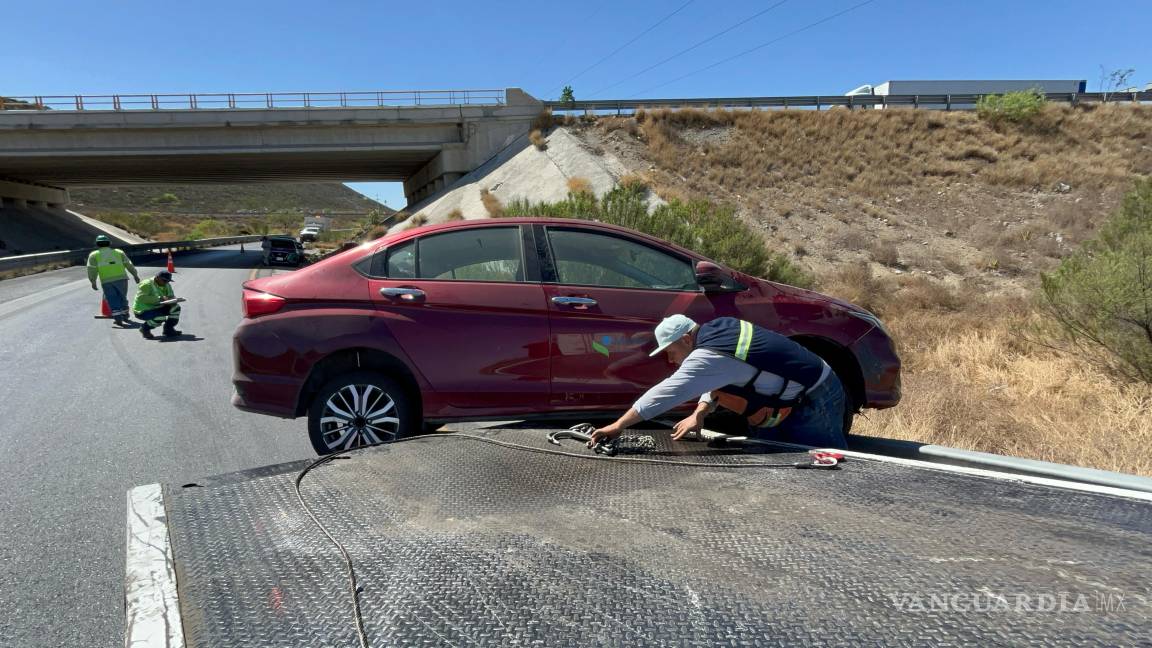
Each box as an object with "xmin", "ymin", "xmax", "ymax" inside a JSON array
[
  {"xmin": 133, "ymin": 270, "xmax": 185, "ymax": 339},
  {"xmin": 590, "ymin": 315, "xmax": 849, "ymax": 450}
]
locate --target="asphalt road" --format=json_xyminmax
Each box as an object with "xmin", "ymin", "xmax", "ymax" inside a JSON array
[{"xmin": 0, "ymin": 246, "xmax": 314, "ymax": 648}]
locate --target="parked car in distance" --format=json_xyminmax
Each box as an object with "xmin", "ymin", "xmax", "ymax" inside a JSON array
[
  {"xmin": 299, "ymin": 226, "xmax": 321, "ymax": 243},
  {"xmin": 261, "ymin": 235, "xmax": 304, "ymax": 267},
  {"xmin": 233, "ymin": 218, "xmax": 901, "ymax": 454}
]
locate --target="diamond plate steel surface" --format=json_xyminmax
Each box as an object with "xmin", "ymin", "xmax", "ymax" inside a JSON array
[{"xmin": 165, "ymin": 429, "xmax": 1152, "ymax": 647}]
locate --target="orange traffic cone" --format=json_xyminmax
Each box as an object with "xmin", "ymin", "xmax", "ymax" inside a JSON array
[
  {"xmin": 100, "ymin": 297, "xmax": 112, "ymax": 317},
  {"xmin": 166, "ymin": 250, "xmax": 176, "ymax": 273}
]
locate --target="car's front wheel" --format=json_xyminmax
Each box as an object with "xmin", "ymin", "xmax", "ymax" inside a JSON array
[{"xmin": 307, "ymin": 371, "xmax": 418, "ymax": 455}]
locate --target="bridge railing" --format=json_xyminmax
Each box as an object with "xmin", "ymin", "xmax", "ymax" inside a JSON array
[
  {"xmin": 0, "ymin": 89, "xmax": 507, "ymax": 112},
  {"xmin": 0, "ymin": 235, "xmax": 271, "ymax": 273},
  {"xmin": 543, "ymin": 91, "xmax": 1152, "ymax": 113}
]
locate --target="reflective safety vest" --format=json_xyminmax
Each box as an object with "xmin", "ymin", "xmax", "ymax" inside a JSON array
[
  {"xmin": 133, "ymin": 278, "xmax": 174, "ymax": 314},
  {"xmin": 86, "ymin": 247, "xmax": 133, "ymax": 283},
  {"xmin": 695, "ymin": 317, "xmax": 825, "ymax": 428}
]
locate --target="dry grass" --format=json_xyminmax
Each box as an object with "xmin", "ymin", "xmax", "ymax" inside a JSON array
[
  {"xmin": 618, "ymin": 172, "xmax": 649, "ymax": 191},
  {"xmin": 817, "ymin": 268, "xmax": 1152, "ymax": 476},
  {"xmin": 480, "ymin": 188, "xmax": 504, "ymax": 218},
  {"xmin": 405, "ymin": 213, "xmax": 429, "ymax": 229},
  {"xmin": 870, "ymin": 239, "xmax": 901, "ymax": 267},
  {"xmin": 0, "ymin": 261, "xmax": 73, "ymax": 281},
  {"xmin": 446, "ymin": 208, "xmax": 465, "ymax": 221},
  {"xmin": 529, "ymin": 130, "xmax": 548, "ymax": 151},
  {"xmin": 853, "ymin": 308, "xmax": 1152, "ymax": 477},
  {"xmin": 631, "ymin": 105, "xmax": 1152, "ymax": 195},
  {"xmin": 566, "ymin": 177, "xmax": 593, "ymax": 196}
]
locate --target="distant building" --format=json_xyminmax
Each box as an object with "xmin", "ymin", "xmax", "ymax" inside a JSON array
[{"xmin": 844, "ymin": 80, "xmax": 1087, "ymax": 109}]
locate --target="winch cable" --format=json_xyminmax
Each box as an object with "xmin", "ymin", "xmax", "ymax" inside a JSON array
[{"xmin": 294, "ymin": 426, "xmax": 845, "ymax": 647}]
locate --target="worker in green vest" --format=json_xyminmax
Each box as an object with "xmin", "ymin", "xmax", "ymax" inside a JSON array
[
  {"xmin": 86, "ymin": 235, "xmax": 139, "ymax": 325},
  {"xmin": 133, "ymin": 270, "xmax": 185, "ymax": 339}
]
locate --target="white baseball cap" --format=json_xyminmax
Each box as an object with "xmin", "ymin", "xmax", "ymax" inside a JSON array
[{"xmin": 649, "ymin": 314, "xmax": 699, "ymax": 356}]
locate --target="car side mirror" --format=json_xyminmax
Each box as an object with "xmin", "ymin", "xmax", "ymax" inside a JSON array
[{"xmin": 695, "ymin": 261, "xmax": 731, "ymax": 292}]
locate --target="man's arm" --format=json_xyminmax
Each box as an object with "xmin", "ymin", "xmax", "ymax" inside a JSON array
[
  {"xmin": 118, "ymin": 250, "xmax": 139, "ymax": 282},
  {"xmin": 86, "ymin": 252, "xmax": 99, "ymax": 287},
  {"xmin": 590, "ymin": 350, "xmax": 754, "ymax": 445}
]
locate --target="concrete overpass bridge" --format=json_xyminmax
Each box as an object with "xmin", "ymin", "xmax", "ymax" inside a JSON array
[{"xmin": 0, "ymin": 88, "xmax": 543, "ymax": 208}]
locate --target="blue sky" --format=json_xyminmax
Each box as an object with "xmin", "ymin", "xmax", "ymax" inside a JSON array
[{"xmin": 4, "ymin": 0, "xmax": 1148, "ymax": 208}]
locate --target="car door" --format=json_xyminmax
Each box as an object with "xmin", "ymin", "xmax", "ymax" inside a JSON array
[
  {"xmin": 364, "ymin": 224, "xmax": 551, "ymax": 412},
  {"xmin": 540, "ymin": 225, "xmax": 738, "ymax": 411}
]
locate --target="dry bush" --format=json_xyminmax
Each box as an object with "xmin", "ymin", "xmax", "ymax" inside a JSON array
[
  {"xmin": 365, "ymin": 226, "xmax": 389, "ymax": 239},
  {"xmin": 531, "ymin": 109, "xmax": 560, "ymax": 132},
  {"xmin": 480, "ymin": 188, "xmax": 504, "ymax": 217},
  {"xmin": 446, "ymin": 208, "xmax": 465, "ymax": 221},
  {"xmin": 618, "ymin": 173, "xmax": 649, "ymax": 191},
  {"xmin": 405, "ymin": 213, "xmax": 429, "ymax": 229},
  {"xmin": 820, "ymin": 262, "xmax": 891, "ymax": 316},
  {"xmin": 602, "ymin": 117, "xmax": 640, "ymax": 138},
  {"xmin": 567, "ymin": 176, "xmax": 593, "ymax": 196},
  {"xmin": 529, "ymin": 129, "xmax": 548, "ymax": 151},
  {"xmin": 834, "ymin": 229, "xmax": 870, "ymax": 252},
  {"xmin": 870, "ymin": 240, "xmax": 902, "ymax": 267}
]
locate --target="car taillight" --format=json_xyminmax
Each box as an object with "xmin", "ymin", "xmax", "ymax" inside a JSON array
[{"xmin": 243, "ymin": 290, "xmax": 286, "ymax": 318}]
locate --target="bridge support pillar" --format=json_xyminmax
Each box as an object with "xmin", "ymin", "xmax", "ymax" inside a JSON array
[
  {"xmin": 0, "ymin": 179, "xmax": 68, "ymax": 207},
  {"xmin": 404, "ymin": 144, "xmax": 470, "ymax": 206}
]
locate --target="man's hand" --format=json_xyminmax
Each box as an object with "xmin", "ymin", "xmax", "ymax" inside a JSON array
[
  {"xmin": 671, "ymin": 413, "xmax": 705, "ymax": 441},
  {"xmin": 132, "ymin": 275, "xmax": 140, "ymax": 283},
  {"xmin": 588, "ymin": 424, "xmax": 622, "ymax": 448},
  {"xmin": 90, "ymin": 282, "xmax": 98, "ymax": 291}
]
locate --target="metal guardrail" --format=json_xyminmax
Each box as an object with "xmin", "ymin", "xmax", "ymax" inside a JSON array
[
  {"xmin": 0, "ymin": 235, "xmax": 268, "ymax": 273},
  {"xmin": 0, "ymin": 90, "xmax": 507, "ymax": 112},
  {"xmin": 544, "ymin": 91, "xmax": 1152, "ymax": 113}
]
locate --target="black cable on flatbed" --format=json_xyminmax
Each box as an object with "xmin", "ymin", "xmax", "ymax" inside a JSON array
[{"xmin": 293, "ymin": 428, "xmax": 843, "ymax": 648}]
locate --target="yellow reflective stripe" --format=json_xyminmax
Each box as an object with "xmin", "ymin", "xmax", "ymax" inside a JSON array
[{"xmin": 734, "ymin": 320, "xmax": 753, "ymax": 361}]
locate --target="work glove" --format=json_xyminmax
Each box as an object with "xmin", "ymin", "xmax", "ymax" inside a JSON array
[
  {"xmin": 133, "ymin": 275, "xmax": 140, "ymax": 283},
  {"xmin": 90, "ymin": 282, "xmax": 98, "ymax": 291}
]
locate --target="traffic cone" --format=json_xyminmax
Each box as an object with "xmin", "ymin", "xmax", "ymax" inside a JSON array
[
  {"xmin": 166, "ymin": 250, "xmax": 175, "ymax": 273},
  {"xmin": 100, "ymin": 298, "xmax": 112, "ymax": 317}
]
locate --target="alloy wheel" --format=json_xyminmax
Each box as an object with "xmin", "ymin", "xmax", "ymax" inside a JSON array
[{"xmin": 318, "ymin": 383, "xmax": 401, "ymax": 451}]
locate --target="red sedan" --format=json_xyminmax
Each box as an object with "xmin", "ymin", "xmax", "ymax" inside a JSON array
[{"xmin": 232, "ymin": 218, "xmax": 900, "ymax": 454}]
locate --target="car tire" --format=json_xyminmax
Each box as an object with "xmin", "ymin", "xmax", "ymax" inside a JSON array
[{"xmin": 307, "ymin": 371, "xmax": 419, "ymax": 455}]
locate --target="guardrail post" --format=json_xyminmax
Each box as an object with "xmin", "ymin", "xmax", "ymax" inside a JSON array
[
  {"xmin": 304, "ymin": 92, "xmax": 311, "ymax": 108},
  {"xmin": 228, "ymin": 94, "xmax": 236, "ymax": 109},
  {"xmin": 151, "ymin": 95, "xmax": 159, "ymax": 110},
  {"xmin": 848, "ymin": 95, "xmax": 854, "ymax": 110},
  {"xmin": 75, "ymin": 95, "xmax": 84, "ymax": 110},
  {"xmin": 945, "ymin": 94, "xmax": 951, "ymax": 111},
  {"xmin": 913, "ymin": 95, "xmax": 919, "ymax": 109},
  {"xmin": 113, "ymin": 95, "xmax": 121, "ymax": 111},
  {"xmin": 816, "ymin": 97, "xmax": 821, "ymax": 111},
  {"xmin": 189, "ymin": 94, "xmax": 197, "ymax": 109},
  {"xmin": 266, "ymin": 93, "xmax": 273, "ymax": 109}
]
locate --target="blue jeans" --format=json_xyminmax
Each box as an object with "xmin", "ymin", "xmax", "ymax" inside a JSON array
[
  {"xmin": 749, "ymin": 372, "xmax": 848, "ymax": 449},
  {"xmin": 100, "ymin": 278, "xmax": 130, "ymax": 318}
]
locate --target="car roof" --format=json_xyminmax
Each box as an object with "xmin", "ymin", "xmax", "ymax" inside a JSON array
[{"xmin": 379, "ymin": 217, "xmax": 708, "ymax": 262}]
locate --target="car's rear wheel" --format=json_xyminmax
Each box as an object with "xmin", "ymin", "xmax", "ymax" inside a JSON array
[{"xmin": 307, "ymin": 371, "xmax": 418, "ymax": 455}]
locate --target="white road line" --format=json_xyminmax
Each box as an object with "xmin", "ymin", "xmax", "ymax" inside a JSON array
[
  {"xmin": 0, "ymin": 279, "xmax": 88, "ymax": 318},
  {"xmin": 125, "ymin": 484, "xmax": 185, "ymax": 648}
]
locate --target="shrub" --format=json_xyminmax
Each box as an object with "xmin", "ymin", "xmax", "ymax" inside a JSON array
[
  {"xmin": 1039, "ymin": 179, "xmax": 1152, "ymax": 382},
  {"xmin": 480, "ymin": 189, "xmax": 505, "ymax": 217},
  {"xmin": 976, "ymin": 89, "xmax": 1047, "ymax": 124},
  {"xmin": 529, "ymin": 129, "xmax": 548, "ymax": 151},
  {"xmin": 566, "ymin": 177, "xmax": 593, "ymax": 196},
  {"xmin": 870, "ymin": 240, "xmax": 902, "ymax": 267},
  {"xmin": 618, "ymin": 173, "xmax": 648, "ymax": 191},
  {"xmin": 446, "ymin": 208, "xmax": 465, "ymax": 221},
  {"xmin": 406, "ymin": 213, "xmax": 429, "ymax": 229},
  {"xmin": 505, "ymin": 185, "xmax": 813, "ymax": 288},
  {"xmin": 152, "ymin": 192, "xmax": 180, "ymax": 205}
]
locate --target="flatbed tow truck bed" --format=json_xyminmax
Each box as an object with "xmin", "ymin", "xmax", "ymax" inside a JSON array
[{"xmin": 126, "ymin": 427, "xmax": 1152, "ymax": 647}]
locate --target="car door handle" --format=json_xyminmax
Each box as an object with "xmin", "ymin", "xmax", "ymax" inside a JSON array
[
  {"xmin": 551, "ymin": 296, "xmax": 598, "ymax": 307},
  {"xmin": 380, "ymin": 287, "xmax": 426, "ymax": 301}
]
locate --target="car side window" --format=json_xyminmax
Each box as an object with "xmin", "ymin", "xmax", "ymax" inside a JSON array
[
  {"xmin": 416, "ymin": 227, "xmax": 524, "ymax": 282},
  {"xmin": 547, "ymin": 228, "xmax": 696, "ymax": 290},
  {"xmin": 385, "ymin": 241, "xmax": 416, "ymax": 279}
]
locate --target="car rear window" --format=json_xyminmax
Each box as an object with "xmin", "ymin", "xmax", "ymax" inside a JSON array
[{"xmin": 416, "ymin": 228, "xmax": 524, "ymax": 282}]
